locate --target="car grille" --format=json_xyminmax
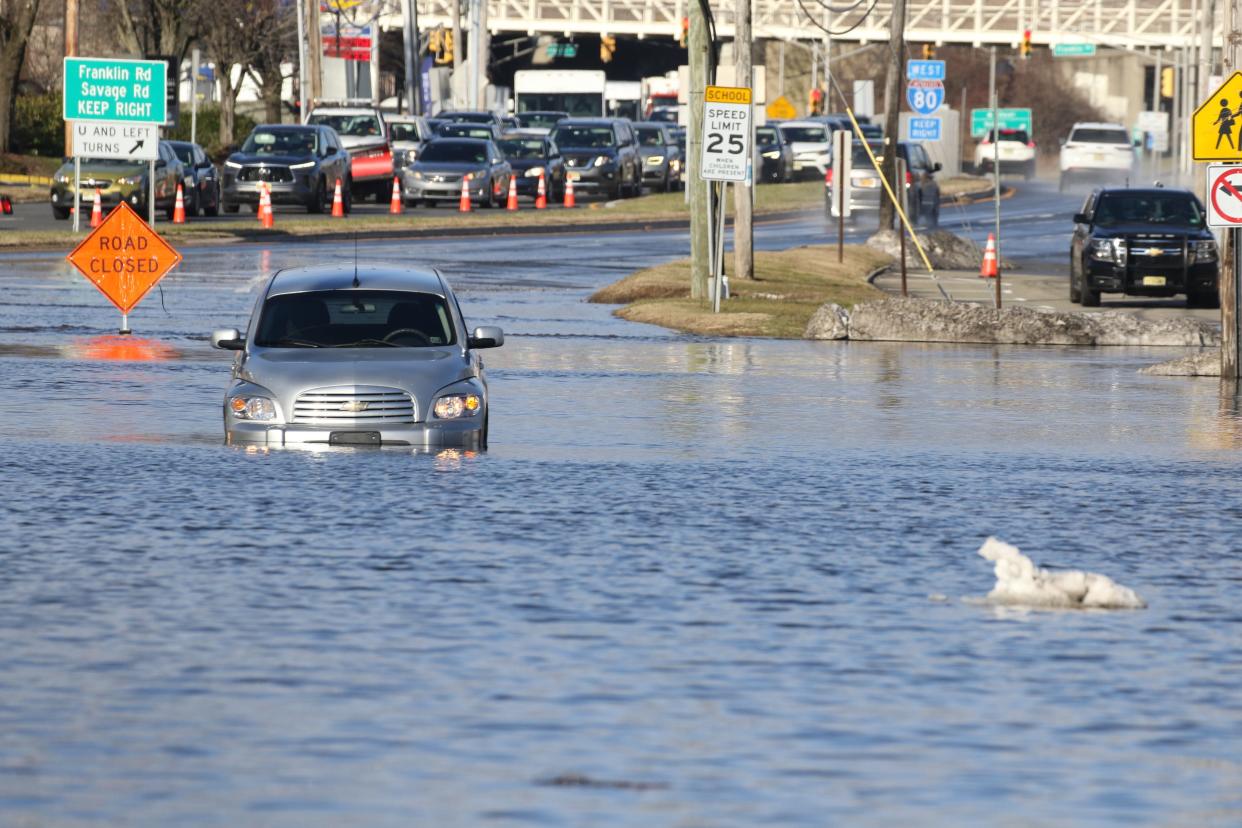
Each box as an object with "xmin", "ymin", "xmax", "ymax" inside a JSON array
[
  {"xmin": 80, "ymin": 177, "xmax": 112, "ymax": 188},
  {"xmin": 426, "ymin": 173, "xmax": 462, "ymax": 183},
  {"xmin": 238, "ymin": 166, "xmax": 294, "ymax": 183},
  {"xmin": 565, "ymin": 156, "xmax": 594, "ymax": 168},
  {"xmin": 1129, "ymin": 238, "xmax": 1185, "ymax": 265},
  {"xmin": 292, "ymin": 386, "xmax": 416, "ymax": 424}
]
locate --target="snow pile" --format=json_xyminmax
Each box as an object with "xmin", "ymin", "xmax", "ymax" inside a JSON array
[{"xmin": 977, "ymin": 537, "xmax": 1146, "ymax": 610}]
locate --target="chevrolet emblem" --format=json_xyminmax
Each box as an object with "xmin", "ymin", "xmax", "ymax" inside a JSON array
[
  {"xmin": 1145, "ymin": 248, "xmax": 1163, "ymax": 257},
  {"xmin": 340, "ymin": 400, "xmax": 369, "ymax": 412}
]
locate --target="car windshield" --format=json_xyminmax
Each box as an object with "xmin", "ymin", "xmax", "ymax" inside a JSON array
[
  {"xmin": 851, "ymin": 144, "xmax": 888, "ymax": 166},
  {"xmin": 781, "ymin": 126, "xmax": 828, "ymax": 143},
  {"xmin": 986, "ymin": 129, "xmax": 1030, "ymax": 143},
  {"xmin": 517, "ymin": 112, "xmax": 564, "ymax": 129},
  {"xmin": 1070, "ymin": 127, "xmax": 1131, "ymax": 145},
  {"xmin": 636, "ymin": 128, "xmax": 665, "ymax": 147},
  {"xmin": 441, "ymin": 124, "xmax": 493, "ymax": 139},
  {"xmin": 859, "ymin": 125, "xmax": 883, "ymax": 139},
  {"xmin": 170, "ymin": 145, "xmax": 194, "ymax": 164},
  {"xmin": 418, "ymin": 142, "xmax": 488, "ymax": 164},
  {"xmin": 756, "ymin": 127, "xmax": 779, "ymax": 145},
  {"xmin": 498, "ymin": 139, "xmax": 544, "ymax": 159},
  {"xmin": 388, "ymin": 122, "xmax": 422, "ymax": 142},
  {"xmin": 550, "ymin": 126, "xmax": 614, "ymax": 148},
  {"xmin": 255, "ymin": 290, "xmax": 456, "ymax": 348},
  {"xmin": 441, "ymin": 112, "xmax": 493, "ymax": 124},
  {"xmin": 1093, "ymin": 194, "xmax": 1205, "ymax": 227},
  {"xmin": 307, "ymin": 113, "xmax": 382, "ymax": 137},
  {"xmin": 241, "ymin": 129, "xmax": 317, "ymax": 156}
]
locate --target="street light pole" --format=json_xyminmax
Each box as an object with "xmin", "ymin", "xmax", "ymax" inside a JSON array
[{"xmin": 990, "ymin": 46, "xmax": 1002, "ymax": 310}]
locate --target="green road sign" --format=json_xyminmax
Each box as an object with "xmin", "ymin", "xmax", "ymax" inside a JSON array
[
  {"xmin": 970, "ymin": 108, "xmax": 1033, "ymax": 138},
  {"xmin": 63, "ymin": 57, "xmax": 166, "ymax": 124},
  {"xmin": 1052, "ymin": 43, "xmax": 1097, "ymax": 58}
]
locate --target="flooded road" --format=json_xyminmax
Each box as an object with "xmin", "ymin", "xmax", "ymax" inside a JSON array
[{"xmin": 2, "ymin": 231, "xmax": 1241, "ymax": 827}]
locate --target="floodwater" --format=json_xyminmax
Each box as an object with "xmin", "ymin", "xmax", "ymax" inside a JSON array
[{"xmin": 2, "ymin": 230, "xmax": 1241, "ymax": 827}]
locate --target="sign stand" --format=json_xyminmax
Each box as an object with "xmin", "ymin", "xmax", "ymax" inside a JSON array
[
  {"xmin": 73, "ymin": 156, "xmax": 81, "ymax": 233},
  {"xmin": 699, "ymin": 84, "xmax": 752, "ymax": 313}
]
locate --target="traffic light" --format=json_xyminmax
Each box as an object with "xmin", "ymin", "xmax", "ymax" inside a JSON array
[
  {"xmin": 600, "ymin": 35, "xmax": 616, "ymax": 63},
  {"xmin": 922, "ymin": 44, "xmax": 935, "ymax": 60},
  {"xmin": 430, "ymin": 28, "xmax": 454, "ymax": 65},
  {"xmin": 680, "ymin": 17, "xmax": 688, "ymax": 48},
  {"xmin": 1160, "ymin": 66, "xmax": 1175, "ymax": 99},
  {"xmin": 1020, "ymin": 29, "xmax": 1032, "ymax": 59}
]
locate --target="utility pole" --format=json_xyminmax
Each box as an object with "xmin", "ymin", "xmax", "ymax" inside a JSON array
[
  {"xmin": 1224, "ymin": 0, "xmax": 1241, "ymax": 380},
  {"xmin": 452, "ymin": 0, "xmax": 462, "ymax": 108},
  {"xmin": 402, "ymin": 0, "xmax": 420, "ymax": 114},
  {"xmin": 306, "ymin": 0, "xmax": 323, "ymax": 105},
  {"xmin": 63, "ymin": 0, "xmax": 79, "ymax": 157},
  {"xmin": 733, "ymin": 0, "xmax": 753, "ymax": 280},
  {"xmin": 877, "ymin": 0, "xmax": 906, "ymax": 231},
  {"xmin": 689, "ymin": 0, "xmax": 712, "ymax": 299},
  {"xmin": 990, "ymin": 46, "xmax": 1002, "ymax": 309}
]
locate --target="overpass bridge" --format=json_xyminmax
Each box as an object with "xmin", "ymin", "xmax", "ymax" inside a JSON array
[{"xmin": 384, "ymin": 0, "xmax": 1210, "ymax": 50}]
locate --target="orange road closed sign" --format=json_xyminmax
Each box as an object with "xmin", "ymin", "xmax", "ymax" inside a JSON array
[{"xmin": 66, "ymin": 201, "xmax": 181, "ymax": 314}]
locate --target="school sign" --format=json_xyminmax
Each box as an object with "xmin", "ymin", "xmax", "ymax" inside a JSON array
[
  {"xmin": 1192, "ymin": 71, "xmax": 1242, "ymax": 162},
  {"xmin": 63, "ymin": 57, "xmax": 167, "ymax": 124}
]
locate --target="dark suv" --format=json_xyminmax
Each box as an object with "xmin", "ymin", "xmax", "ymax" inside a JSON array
[
  {"xmin": 222, "ymin": 124, "xmax": 353, "ymax": 214},
  {"xmin": 549, "ymin": 118, "xmax": 641, "ymax": 199},
  {"xmin": 1070, "ymin": 187, "xmax": 1218, "ymax": 308}
]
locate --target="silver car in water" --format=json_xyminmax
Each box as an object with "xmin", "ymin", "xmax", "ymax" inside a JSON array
[{"xmin": 210, "ymin": 265, "xmax": 503, "ymax": 449}]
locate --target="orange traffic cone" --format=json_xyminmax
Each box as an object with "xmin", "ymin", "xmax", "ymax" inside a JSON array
[
  {"xmin": 980, "ymin": 233, "xmax": 998, "ymax": 278},
  {"xmin": 173, "ymin": 184, "xmax": 186, "ymax": 224},
  {"xmin": 259, "ymin": 183, "xmax": 274, "ymax": 229},
  {"xmin": 331, "ymin": 178, "xmax": 344, "ymax": 217},
  {"xmin": 90, "ymin": 188, "xmax": 103, "ymax": 228},
  {"xmin": 506, "ymin": 175, "xmax": 518, "ymax": 211},
  {"xmin": 563, "ymin": 175, "xmax": 575, "ymax": 209},
  {"xmin": 389, "ymin": 176, "xmax": 402, "ymax": 214},
  {"xmin": 535, "ymin": 171, "xmax": 547, "ymax": 209},
  {"xmin": 459, "ymin": 174, "xmax": 472, "ymax": 212}
]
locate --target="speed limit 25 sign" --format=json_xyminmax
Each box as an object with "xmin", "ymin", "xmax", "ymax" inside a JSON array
[{"xmin": 700, "ymin": 85, "xmax": 752, "ymax": 182}]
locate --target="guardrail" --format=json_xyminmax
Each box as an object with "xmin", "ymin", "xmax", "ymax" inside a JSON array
[{"xmin": 0, "ymin": 173, "xmax": 52, "ymax": 186}]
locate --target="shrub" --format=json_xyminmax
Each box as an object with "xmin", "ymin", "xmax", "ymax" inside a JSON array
[
  {"xmin": 167, "ymin": 105, "xmax": 257, "ymax": 161},
  {"xmin": 12, "ymin": 93, "xmax": 64, "ymax": 157}
]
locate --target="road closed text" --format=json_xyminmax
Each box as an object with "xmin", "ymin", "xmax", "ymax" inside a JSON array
[{"xmin": 86, "ymin": 236, "xmax": 162, "ymax": 275}]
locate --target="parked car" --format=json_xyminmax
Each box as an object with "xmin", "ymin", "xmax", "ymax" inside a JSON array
[
  {"xmin": 436, "ymin": 110, "xmax": 502, "ymax": 128},
  {"xmin": 385, "ymin": 114, "xmax": 432, "ymax": 170},
  {"xmin": 633, "ymin": 121, "xmax": 682, "ymax": 192},
  {"xmin": 1069, "ymin": 187, "xmax": 1218, "ymax": 308},
  {"xmin": 400, "ymin": 137, "xmax": 513, "ymax": 208},
  {"xmin": 756, "ymin": 125, "xmax": 794, "ymax": 183},
  {"xmin": 437, "ymin": 121, "xmax": 502, "ymax": 141},
  {"xmin": 1060, "ymin": 122, "xmax": 1136, "ymax": 191},
  {"xmin": 167, "ymin": 139, "xmax": 220, "ymax": 216},
  {"xmin": 514, "ymin": 110, "xmax": 568, "ymax": 134},
  {"xmin": 210, "ymin": 264, "xmax": 503, "ymax": 449},
  {"xmin": 548, "ymin": 117, "xmax": 642, "ymax": 199},
  {"xmin": 497, "ymin": 133, "xmax": 565, "ymax": 201},
  {"xmin": 305, "ymin": 106, "xmax": 393, "ymax": 201},
  {"xmin": 49, "ymin": 140, "xmax": 186, "ymax": 221},
  {"xmin": 777, "ymin": 120, "xmax": 832, "ymax": 180},
  {"xmin": 974, "ymin": 128, "xmax": 1037, "ymax": 179},
  {"xmin": 222, "ymin": 124, "xmax": 352, "ymax": 214},
  {"xmin": 827, "ymin": 140, "xmax": 941, "ymax": 227}
]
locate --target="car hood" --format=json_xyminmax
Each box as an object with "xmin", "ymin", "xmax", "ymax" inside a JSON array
[
  {"xmin": 410, "ymin": 160, "xmax": 485, "ymax": 175},
  {"xmin": 55, "ymin": 161, "xmax": 146, "ymax": 179},
  {"xmin": 1092, "ymin": 223, "xmax": 1212, "ymax": 239},
  {"xmin": 337, "ymin": 135, "xmax": 387, "ymax": 151},
  {"xmin": 240, "ymin": 347, "xmax": 474, "ymax": 420},
  {"xmin": 638, "ymin": 147, "xmax": 668, "ymax": 158},
  {"xmin": 788, "ymin": 141, "xmax": 829, "ymax": 154},
  {"xmin": 229, "ymin": 153, "xmax": 314, "ymax": 167},
  {"xmin": 506, "ymin": 158, "xmax": 547, "ymax": 172}
]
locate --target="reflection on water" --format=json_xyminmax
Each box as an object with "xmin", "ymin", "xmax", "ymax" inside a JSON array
[{"xmin": 67, "ymin": 334, "xmax": 178, "ymax": 362}]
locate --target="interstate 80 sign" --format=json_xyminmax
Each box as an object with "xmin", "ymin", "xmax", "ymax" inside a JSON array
[{"xmin": 700, "ymin": 85, "xmax": 752, "ymax": 182}]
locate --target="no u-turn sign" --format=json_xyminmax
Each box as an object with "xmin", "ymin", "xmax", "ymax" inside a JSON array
[
  {"xmin": 1207, "ymin": 164, "xmax": 1242, "ymax": 227},
  {"xmin": 700, "ymin": 85, "xmax": 752, "ymax": 182}
]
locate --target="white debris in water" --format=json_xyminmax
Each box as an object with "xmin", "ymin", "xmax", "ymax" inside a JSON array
[{"xmin": 978, "ymin": 537, "xmax": 1146, "ymax": 610}]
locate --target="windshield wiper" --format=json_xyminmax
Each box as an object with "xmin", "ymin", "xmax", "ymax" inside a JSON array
[
  {"xmin": 332, "ymin": 339, "xmax": 404, "ymax": 348},
  {"xmin": 270, "ymin": 338, "xmax": 322, "ymax": 348}
]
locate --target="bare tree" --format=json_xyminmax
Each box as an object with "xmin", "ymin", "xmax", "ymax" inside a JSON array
[
  {"xmin": 114, "ymin": 0, "xmax": 196, "ymax": 61},
  {"xmin": 246, "ymin": 0, "xmax": 298, "ymax": 123},
  {"xmin": 197, "ymin": 0, "xmax": 283, "ymax": 146},
  {"xmin": 0, "ymin": 0, "xmax": 40, "ymax": 151}
]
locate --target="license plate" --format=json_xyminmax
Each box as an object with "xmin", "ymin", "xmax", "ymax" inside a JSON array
[
  {"xmin": 858, "ymin": 177, "xmax": 878, "ymax": 188},
  {"xmin": 568, "ymin": 171, "xmax": 581, "ymax": 181},
  {"xmin": 1092, "ymin": 153, "xmax": 1106, "ymax": 162},
  {"xmin": 1142, "ymin": 275, "xmax": 1167, "ymax": 287},
  {"xmin": 329, "ymin": 431, "xmax": 381, "ymax": 446}
]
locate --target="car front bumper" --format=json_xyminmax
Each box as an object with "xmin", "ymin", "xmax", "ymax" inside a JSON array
[
  {"xmin": 223, "ymin": 177, "xmax": 316, "ymax": 206},
  {"xmin": 226, "ymin": 418, "xmax": 484, "ymax": 448},
  {"xmin": 1084, "ymin": 260, "xmax": 1218, "ymax": 296},
  {"xmin": 403, "ymin": 175, "xmax": 492, "ymax": 202},
  {"xmin": 564, "ymin": 166, "xmax": 618, "ymax": 192},
  {"xmin": 51, "ymin": 183, "xmax": 146, "ymax": 209}
]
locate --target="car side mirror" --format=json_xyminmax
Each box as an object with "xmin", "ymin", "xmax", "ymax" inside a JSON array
[
  {"xmin": 468, "ymin": 325, "xmax": 504, "ymax": 349},
  {"xmin": 1073, "ymin": 212, "xmax": 1089, "ymax": 224},
  {"xmin": 932, "ymin": 162, "xmax": 942, "ymax": 172},
  {"xmin": 211, "ymin": 328, "xmax": 245, "ymax": 350}
]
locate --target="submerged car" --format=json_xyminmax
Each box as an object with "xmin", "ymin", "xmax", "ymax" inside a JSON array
[
  {"xmin": 1070, "ymin": 187, "xmax": 1218, "ymax": 308},
  {"xmin": 210, "ymin": 265, "xmax": 503, "ymax": 448}
]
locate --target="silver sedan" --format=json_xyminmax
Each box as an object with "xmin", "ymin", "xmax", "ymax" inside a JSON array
[{"xmin": 210, "ymin": 265, "xmax": 503, "ymax": 449}]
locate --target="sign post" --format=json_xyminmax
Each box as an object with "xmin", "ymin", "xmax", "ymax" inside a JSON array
[
  {"xmin": 66, "ymin": 202, "xmax": 182, "ymax": 334},
  {"xmin": 831, "ymin": 130, "xmax": 853, "ymax": 263},
  {"xmin": 700, "ymin": 85, "xmax": 752, "ymax": 313},
  {"xmin": 63, "ymin": 57, "xmax": 168, "ymax": 232}
]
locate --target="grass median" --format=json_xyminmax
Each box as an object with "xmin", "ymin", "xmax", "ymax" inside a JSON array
[{"xmin": 589, "ymin": 244, "xmax": 893, "ymax": 338}]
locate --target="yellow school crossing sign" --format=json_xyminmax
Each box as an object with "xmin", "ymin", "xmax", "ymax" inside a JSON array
[{"xmin": 1193, "ymin": 72, "xmax": 1242, "ymax": 161}]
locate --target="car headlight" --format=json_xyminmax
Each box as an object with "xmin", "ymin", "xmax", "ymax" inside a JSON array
[
  {"xmin": 229, "ymin": 395, "xmax": 278, "ymax": 421},
  {"xmin": 594, "ymin": 155, "xmax": 612, "ymax": 167},
  {"xmin": 475, "ymin": 169, "xmax": 489, "ymax": 182},
  {"xmin": 1091, "ymin": 238, "xmax": 1127, "ymax": 264},
  {"xmin": 433, "ymin": 393, "xmax": 482, "ymax": 419},
  {"xmin": 646, "ymin": 155, "xmax": 664, "ymax": 165},
  {"xmin": 670, "ymin": 159, "xmax": 681, "ymax": 171},
  {"xmin": 1190, "ymin": 240, "xmax": 1218, "ymax": 263},
  {"xmin": 408, "ymin": 170, "xmax": 423, "ymax": 180},
  {"xmin": 525, "ymin": 166, "xmax": 545, "ymax": 178},
  {"xmin": 55, "ymin": 173, "xmax": 70, "ymax": 184},
  {"xmin": 290, "ymin": 161, "xmax": 315, "ymax": 170},
  {"xmin": 116, "ymin": 175, "xmax": 144, "ymax": 187},
  {"xmin": 762, "ymin": 150, "xmax": 779, "ymax": 159},
  {"xmin": 225, "ymin": 160, "xmax": 243, "ymax": 169}
]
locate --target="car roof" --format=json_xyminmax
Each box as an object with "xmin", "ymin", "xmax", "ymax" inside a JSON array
[
  {"xmin": 438, "ymin": 110, "xmax": 495, "ymax": 116},
  {"xmin": 254, "ymin": 123, "xmax": 318, "ymax": 132},
  {"xmin": 384, "ymin": 114, "xmax": 422, "ymax": 123},
  {"xmin": 309, "ymin": 107, "xmax": 379, "ymax": 115},
  {"xmin": 498, "ymin": 131, "xmax": 546, "ymax": 140},
  {"xmin": 1095, "ymin": 187, "xmax": 1195, "ymax": 198},
  {"xmin": 632, "ymin": 121, "xmax": 672, "ymax": 129},
  {"xmin": 1071, "ymin": 122, "xmax": 1127, "ymax": 129},
  {"xmin": 556, "ymin": 118, "xmax": 619, "ymax": 125},
  {"xmin": 425, "ymin": 137, "xmax": 491, "ymax": 145},
  {"xmin": 779, "ymin": 120, "xmax": 829, "ymax": 128},
  {"xmin": 267, "ymin": 265, "xmax": 446, "ymax": 297}
]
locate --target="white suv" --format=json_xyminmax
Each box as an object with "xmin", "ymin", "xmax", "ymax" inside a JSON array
[
  {"xmin": 973, "ymin": 128, "xmax": 1036, "ymax": 180},
  {"xmin": 1059, "ymin": 122, "xmax": 1135, "ymax": 191}
]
